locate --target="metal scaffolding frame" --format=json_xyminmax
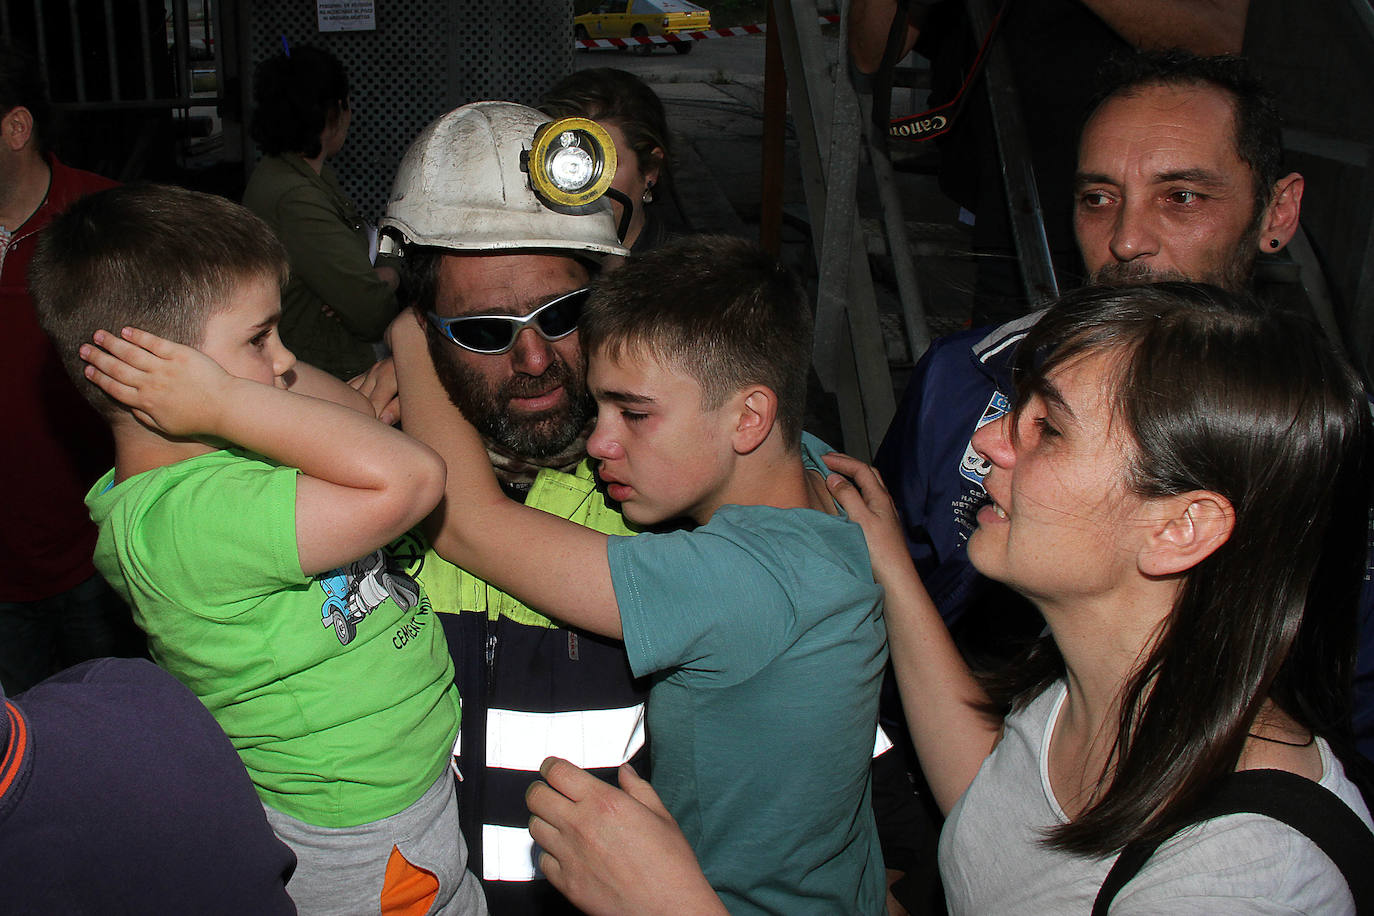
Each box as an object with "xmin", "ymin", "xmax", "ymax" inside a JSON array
[
  {"xmin": 764, "ymin": 0, "xmax": 1054, "ymax": 459},
  {"xmin": 768, "ymin": 0, "xmax": 893, "ymax": 460}
]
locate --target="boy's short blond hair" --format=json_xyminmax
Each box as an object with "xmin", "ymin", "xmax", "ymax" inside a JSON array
[
  {"xmin": 30, "ymin": 183, "xmax": 289, "ymax": 417},
  {"xmin": 580, "ymin": 235, "xmax": 813, "ymax": 446}
]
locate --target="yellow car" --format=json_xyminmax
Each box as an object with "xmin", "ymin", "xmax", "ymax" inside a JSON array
[{"xmin": 574, "ymin": 0, "xmax": 711, "ymax": 55}]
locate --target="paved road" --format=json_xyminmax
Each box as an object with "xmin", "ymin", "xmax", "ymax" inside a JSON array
[{"xmin": 572, "ymin": 31, "xmax": 768, "ymax": 86}]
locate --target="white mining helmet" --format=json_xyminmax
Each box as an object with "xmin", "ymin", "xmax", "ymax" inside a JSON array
[{"xmin": 378, "ymin": 101, "xmax": 630, "ymax": 259}]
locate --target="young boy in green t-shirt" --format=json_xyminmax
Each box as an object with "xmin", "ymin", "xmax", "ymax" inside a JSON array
[
  {"xmin": 30, "ymin": 184, "xmax": 486, "ymax": 915},
  {"xmin": 392, "ymin": 234, "xmax": 887, "ymax": 915}
]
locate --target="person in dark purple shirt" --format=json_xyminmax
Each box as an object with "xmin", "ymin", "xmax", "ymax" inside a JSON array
[{"xmin": 0, "ymin": 657, "xmax": 296, "ymax": 914}]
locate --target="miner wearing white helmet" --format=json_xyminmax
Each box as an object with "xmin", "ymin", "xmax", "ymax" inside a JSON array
[{"xmin": 378, "ymin": 101, "xmax": 645, "ymax": 915}]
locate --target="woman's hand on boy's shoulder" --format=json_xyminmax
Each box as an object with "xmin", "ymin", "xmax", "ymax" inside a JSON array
[
  {"xmin": 81, "ymin": 326, "xmax": 233, "ymax": 437},
  {"xmin": 821, "ymin": 453, "xmax": 914, "ymax": 584}
]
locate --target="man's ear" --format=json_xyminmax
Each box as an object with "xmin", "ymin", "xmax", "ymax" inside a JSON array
[
  {"xmin": 2, "ymin": 105, "xmax": 34, "ymax": 153},
  {"xmin": 731, "ymin": 386, "xmax": 777, "ymax": 455},
  {"xmin": 1256, "ymin": 172, "xmax": 1304, "ymax": 253},
  {"xmin": 1139, "ymin": 491, "xmax": 1235, "ymax": 577}
]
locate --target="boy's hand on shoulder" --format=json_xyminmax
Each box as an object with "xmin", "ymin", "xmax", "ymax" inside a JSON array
[
  {"xmin": 81, "ymin": 327, "xmax": 233, "ymax": 437},
  {"xmin": 822, "ymin": 452, "xmax": 913, "ymax": 585},
  {"xmin": 348, "ymin": 357, "xmax": 400, "ymax": 425}
]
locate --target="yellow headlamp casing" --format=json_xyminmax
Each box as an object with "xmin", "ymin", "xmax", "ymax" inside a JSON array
[{"xmin": 525, "ymin": 116, "xmax": 618, "ymax": 211}]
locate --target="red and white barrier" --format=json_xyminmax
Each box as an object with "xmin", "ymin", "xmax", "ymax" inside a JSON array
[{"xmin": 574, "ymin": 14, "xmax": 838, "ymax": 50}]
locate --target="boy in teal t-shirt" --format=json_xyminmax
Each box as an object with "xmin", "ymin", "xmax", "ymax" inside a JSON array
[
  {"xmin": 393, "ymin": 235, "xmax": 887, "ymax": 915},
  {"xmin": 29, "ymin": 184, "xmax": 485, "ymax": 916}
]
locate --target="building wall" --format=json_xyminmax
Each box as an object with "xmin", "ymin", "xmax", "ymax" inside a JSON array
[{"xmin": 247, "ymin": 0, "xmax": 575, "ymax": 218}]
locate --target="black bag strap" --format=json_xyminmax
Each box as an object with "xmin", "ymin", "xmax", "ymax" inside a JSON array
[
  {"xmin": 868, "ymin": 0, "xmax": 918, "ymax": 139},
  {"xmin": 885, "ymin": 0, "xmax": 1011, "ymax": 143},
  {"xmin": 1092, "ymin": 769, "xmax": 1374, "ymax": 915}
]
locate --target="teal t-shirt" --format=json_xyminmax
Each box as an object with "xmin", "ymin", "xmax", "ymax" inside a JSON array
[
  {"xmin": 86, "ymin": 449, "xmax": 461, "ymax": 828},
  {"xmin": 607, "ymin": 436, "xmax": 888, "ymax": 916}
]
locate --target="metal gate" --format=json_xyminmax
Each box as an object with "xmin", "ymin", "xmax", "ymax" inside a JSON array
[{"xmin": 2, "ymin": 0, "xmax": 577, "ymax": 216}]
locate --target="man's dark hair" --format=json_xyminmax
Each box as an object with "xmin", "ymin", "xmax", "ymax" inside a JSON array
[
  {"xmin": 1091, "ymin": 50, "xmax": 1284, "ymax": 219},
  {"xmin": 0, "ymin": 40, "xmax": 52, "ymax": 153},
  {"xmin": 249, "ymin": 45, "xmax": 349, "ymax": 158},
  {"xmin": 397, "ymin": 245, "xmax": 444, "ymax": 316},
  {"xmin": 30, "ymin": 183, "xmax": 289, "ymax": 417},
  {"xmin": 580, "ymin": 235, "xmax": 813, "ymax": 447}
]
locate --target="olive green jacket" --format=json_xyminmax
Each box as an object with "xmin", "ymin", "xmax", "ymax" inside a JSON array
[{"xmin": 243, "ymin": 153, "xmax": 398, "ymax": 379}]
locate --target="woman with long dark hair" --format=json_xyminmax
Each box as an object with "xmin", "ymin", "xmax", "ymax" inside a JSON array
[
  {"xmin": 840, "ymin": 281, "xmax": 1374, "ymax": 911},
  {"xmin": 243, "ymin": 45, "xmax": 397, "ymax": 380},
  {"xmin": 524, "ymin": 282, "xmax": 1374, "ymax": 914}
]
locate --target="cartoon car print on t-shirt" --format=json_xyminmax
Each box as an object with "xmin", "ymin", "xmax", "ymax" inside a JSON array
[{"xmin": 318, "ymin": 549, "xmax": 422, "ymax": 645}]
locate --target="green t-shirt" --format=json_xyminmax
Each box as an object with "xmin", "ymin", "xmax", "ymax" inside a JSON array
[
  {"xmin": 86, "ymin": 449, "xmax": 461, "ymax": 828},
  {"xmin": 607, "ymin": 436, "xmax": 888, "ymax": 916}
]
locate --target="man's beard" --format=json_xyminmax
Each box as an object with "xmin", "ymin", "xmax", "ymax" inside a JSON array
[
  {"xmin": 1088, "ymin": 228, "xmax": 1257, "ymax": 292},
  {"xmin": 427, "ymin": 330, "xmax": 594, "ymax": 460}
]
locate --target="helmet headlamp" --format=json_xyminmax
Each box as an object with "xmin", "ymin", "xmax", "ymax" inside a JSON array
[
  {"xmin": 378, "ymin": 101, "xmax": 630, "ymax": 259},
  {"xmin": 524, "ymin": 116, "xmax": 617, "ymax": 211}
]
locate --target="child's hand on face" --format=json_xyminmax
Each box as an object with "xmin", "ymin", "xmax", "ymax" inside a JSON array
[
  {"xmin": 822, "ymin": 452, "xmax": 915, "ymax": 587},
  {"xmin": 81, "ymin": 327, "xmax": 232, "ymax": 438}
]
